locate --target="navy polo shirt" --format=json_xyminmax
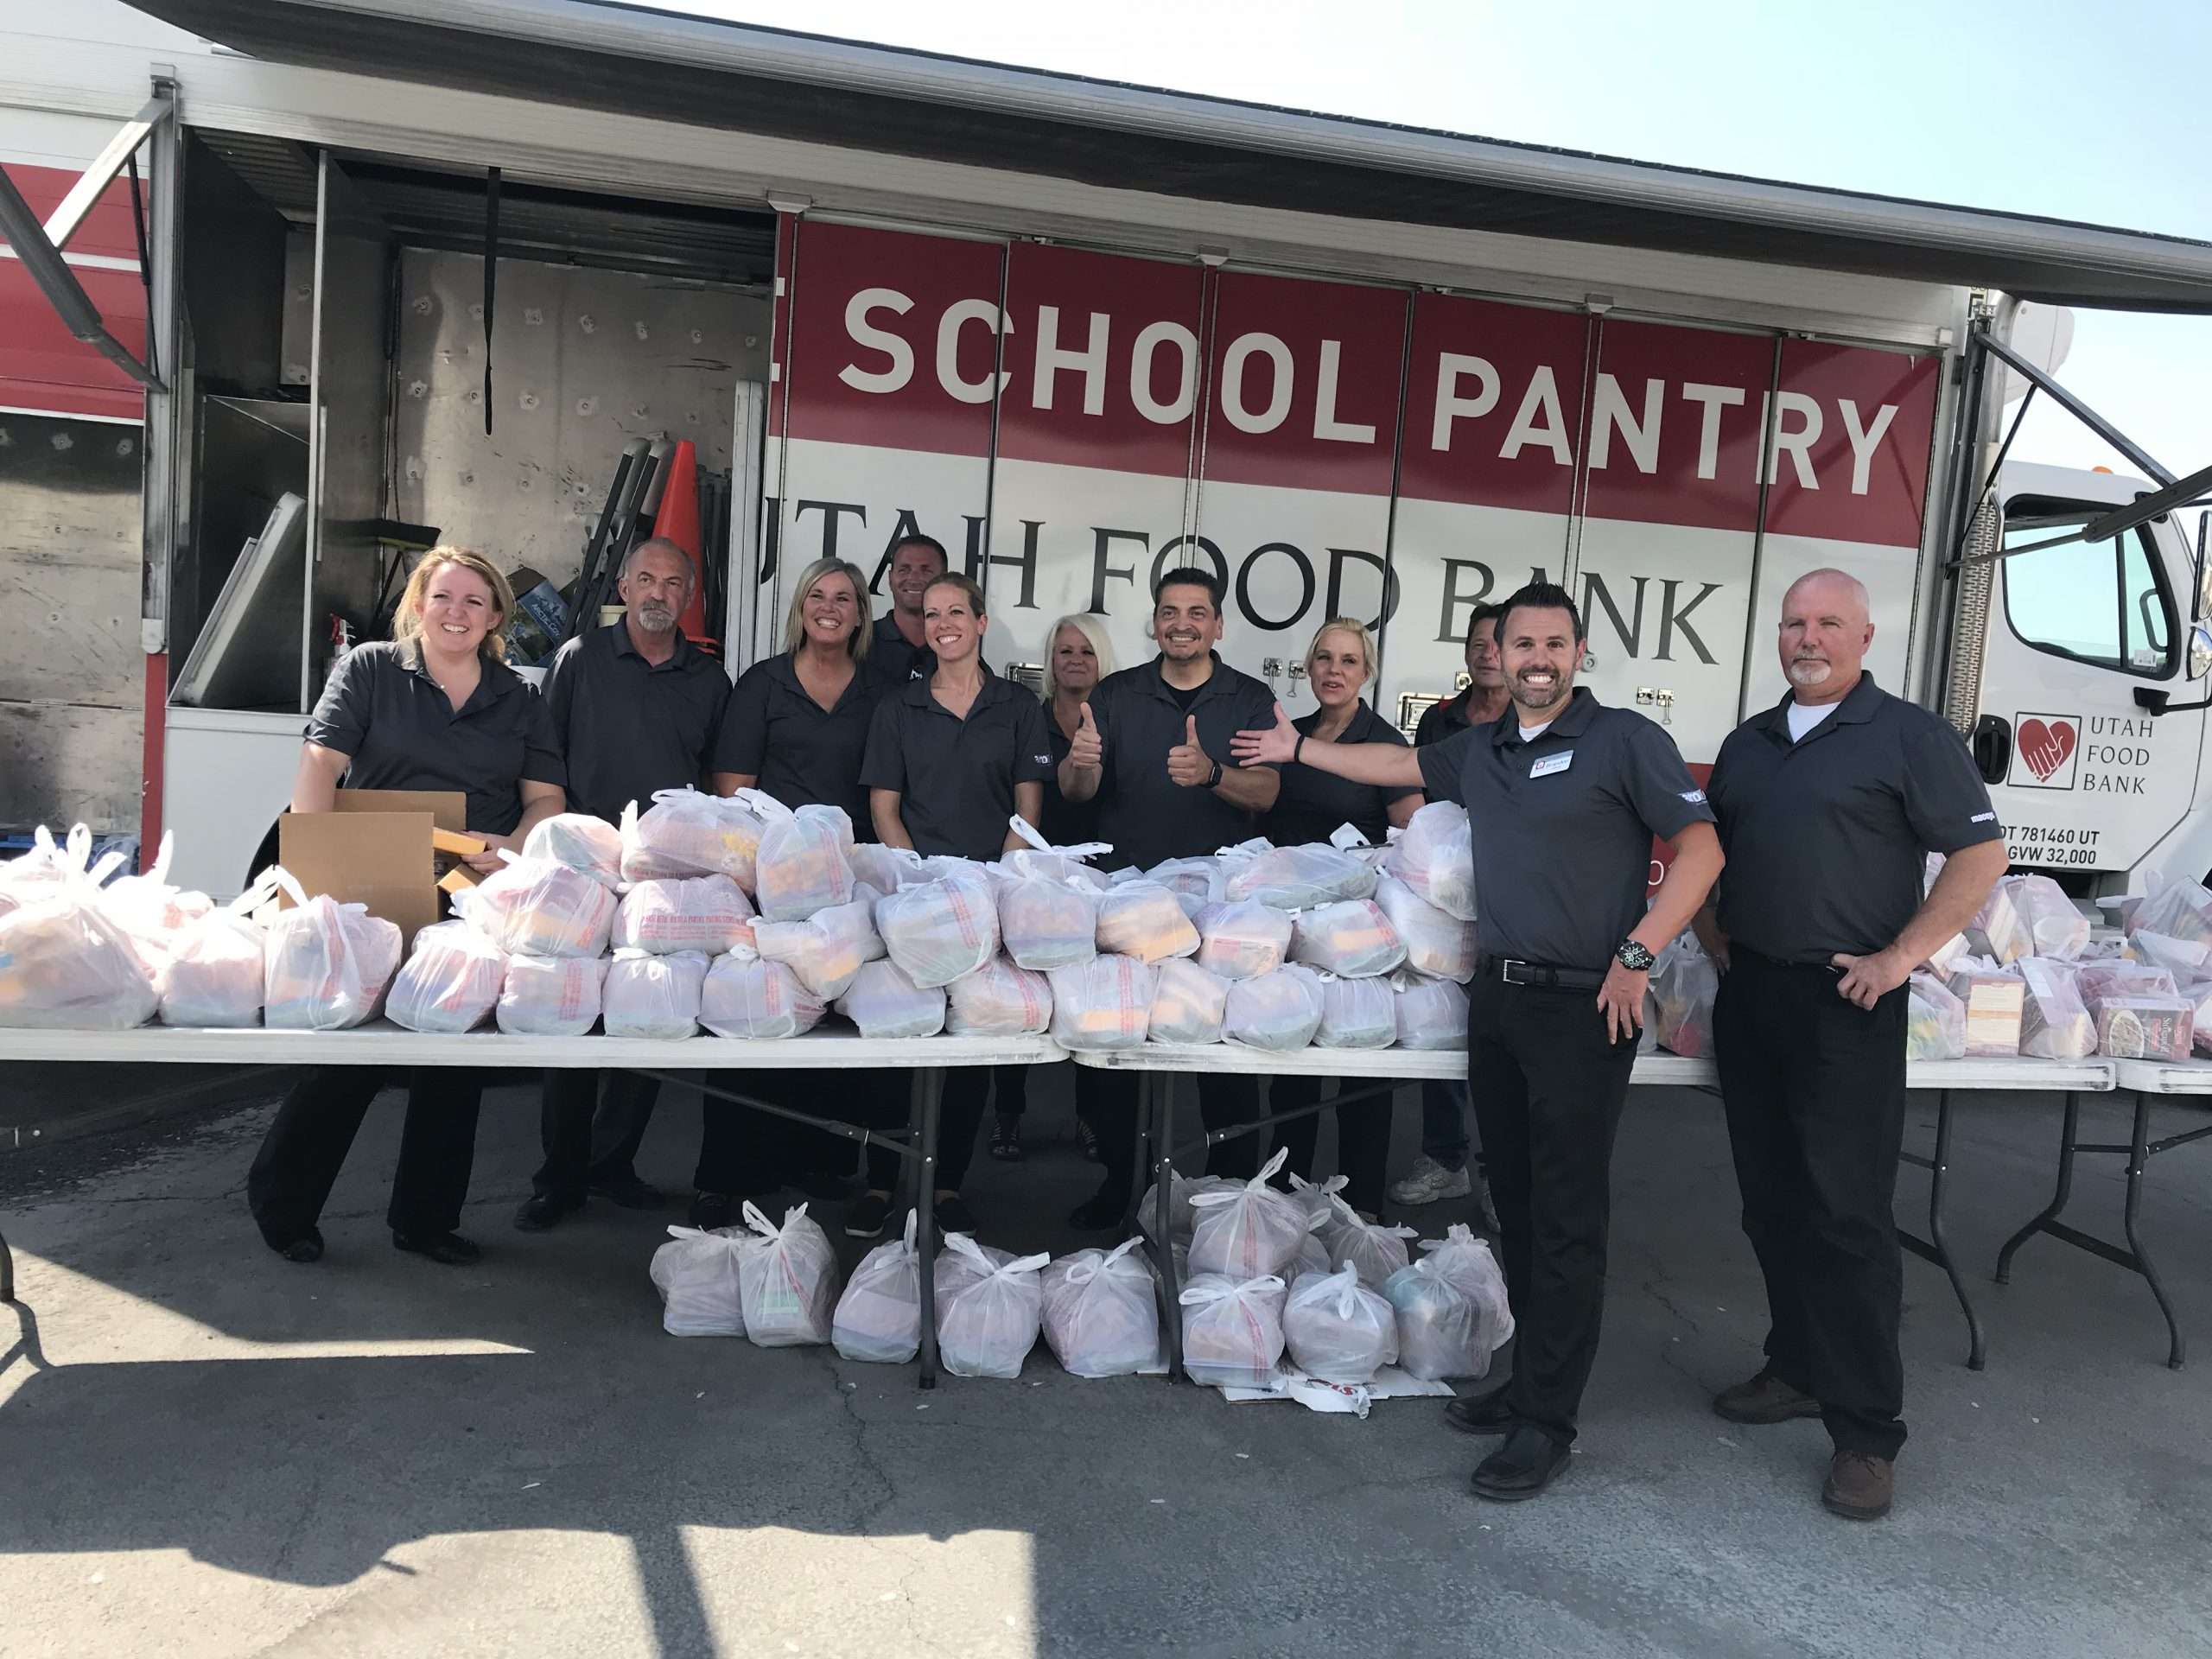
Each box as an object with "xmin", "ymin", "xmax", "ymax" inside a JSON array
[
  {"xmin": 1268, "ymin": 701, "xmax": 1419, "ymax": 846},
  {"xmin": 870, "ymin": 610, "xmax": 932, "ymax": 683},
  {"xmin": 1707, "ymin": 674, "xmax": 2003, "ymax": 963},
  {"xmin": 1420, "ymin": 687, "xmax": 1713, "ymax": 970},
  {"xmin": 1084, "ymin": 653, "xmax": 1280, "ymax": 872},
  {"xmin": 860, "ymin": 668, "xmax": 1056, "ymax": 861},
  {"xmin": 1415, "ymin": 689, "xmax": 1483, "ymax": 747},
  {"xmin": 714, "ymin": 650, "xmax": 895, "ymax": 833},
  {"xmin": 539, "ymin": 620, "xmax": 730, "ymax": 824},
  {"xmin": 304, "ymin": 640, "xmax": 565, "ymax": 836}
]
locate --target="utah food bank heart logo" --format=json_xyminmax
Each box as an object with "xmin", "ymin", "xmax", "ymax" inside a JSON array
[{"xmin": 2010, "ymin": 713, "xmax": 2080, "ymax": 789}]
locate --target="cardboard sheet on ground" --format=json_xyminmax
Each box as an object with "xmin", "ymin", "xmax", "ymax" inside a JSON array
[{"xmin": 1217, "ymin": 1365, "xmax": 1455, "ymax": 1416}]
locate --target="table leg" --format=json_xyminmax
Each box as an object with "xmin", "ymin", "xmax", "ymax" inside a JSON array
[
  {"xmin": 2122, "ymin": 1090, "xmax": 2185, "ymax": 1372},
  {"xmin": 1995, "ymin": 1091, "xmax": 2081, "ymax": 1283},
  {"xmin": 1152, "ymin": 1075, "xmax": 1184, "ymax": 1382},
  {"xmin": 1121, "ymin": 1067, "xmax": 1153, "ymax": 1232},
  {"xmin": 1897, "ymin": 1090, "xmax": 1986, "ymax": 1372},
  {"xmin": 912, "ymin": 1066, "xmax": 944, "ymax": 1389},
  {"xmin": 0, "ymin": 1224, "xmax": 13, "ymax": 1303}
]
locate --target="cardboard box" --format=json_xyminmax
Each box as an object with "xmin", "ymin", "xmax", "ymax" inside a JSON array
[{"xmin": 278, "ymin": 790, "xmax": 469, "ymax": 944}]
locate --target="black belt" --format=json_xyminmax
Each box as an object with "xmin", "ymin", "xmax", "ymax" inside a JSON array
[{"xmin": 1478, "ymin": 956, "xmax": 1606, "ymax": 992}]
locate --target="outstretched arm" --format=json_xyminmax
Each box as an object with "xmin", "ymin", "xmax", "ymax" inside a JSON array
[{"xmin": 1230, "ymin": 702, "xmax": 1424, "ymax": 789}]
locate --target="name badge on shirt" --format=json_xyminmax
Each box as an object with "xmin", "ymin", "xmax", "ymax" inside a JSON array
[{"xmin": 1529, "ymin": 751, "xmax": 1573, "ymax": 779}]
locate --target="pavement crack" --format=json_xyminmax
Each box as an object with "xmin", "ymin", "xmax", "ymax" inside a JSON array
[{"xmin": 819, "ymin": 1348, "xmax": 902, "ymax": 1535}]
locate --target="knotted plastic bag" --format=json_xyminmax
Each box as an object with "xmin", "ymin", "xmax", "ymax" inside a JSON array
[
  {"xmin": 2018, "ymin": 957, "xmax": 2094, "ymax": 1060},
  {"xmin": 700, "ymin": 952, "xmax": 826, "ymax": 1039},
  {"xmin": 523, "ymin": 811, "xmax": 624, "ymax": 890},
  {"xmin": 1096, "ymin": 880, "xmax": 1200, "ymax": 963},
  {"xmin": 95, "ymin": 832, "xmax": 212, "ymax": 988},
  {"xmin": 601, "ymin": 947, "xmax": 709, "ymax": 1039},
  {"xmin": 1391, "ymin": 971, "xmax": 1469, "ymax": 1051},
  {"xmin": 1048, "ymin": 954, "xmax": 1156, "ymax": 1051},
  {"xmin": 0, "ymin": 824, "xmax": 97, "ymax": 920},
  {"xmin": 1317, "ymin": 1195, "xmax": 1419, "ymax": 1288},
  {"xmin": 1041, "ymin": 1238, "xmax": 1160, "ymax": 1378},
  {"xmin": 1374, "ymin": 870, "xmax": 1475, "ymax": 982},
  {"xmin": 1289, "ymin": 899, "xmax": 1406, "ymax": 979},
  {"xmin": 1194, "ymin": 899, "xmax": 1294, "ymax": 981},
  {"xmin": 738, "ymin": 789, "xmax": 856, "ymax": 922},
  {"xmin": 612, "ymin": 874, "xmax": 756, "ymax": 956},
  {"xmin": 386, "ymin": 918, "xmax": 510, "ymax": 1033},
  {"xmin": 1226, "ymin": 842, "xmax": 1376, "ymax": 911},
  {"xmin": 1313, "ymin": 972, "xmax": 1397, "ymax": 1049},
  {"xmin": 161, "ymin": 872, "xmax": 281, "ymax": 1028},
  {"xmin": 834, "ymin": 957, "xmax": 946, "ymax": 1039},
  {"xmin": 1139, "ymin": 1169, "xmax": 1238, "ymax": 1245},
  {"xmin": 737, "ymin": 1200, "xmax": 841, "ymax": 1347},
  {"xmin": 1391, "ymin": 802, "xmax": 1477, "ymax": 921},
  {"xmin": 946, "ymin": 956, "xmax": 1053, "ymax": 1036},
  {"xmin": 832, "ymin": 1211, "xmax": 922, "ymax": 1364},
  {"xmin": 262, "ymin": 870, "xmax": 401, "ymax": 1031},
  {"xmin": 2131, "ymin": 872, "xmax": 2212, "ymax": 950},
  {"xmin": 1147, "ymin": 957, "xmax": 1230, "ymax": 1045},
  {"xmin": 1284, "ymin": 1263, "xmax": 1399, "ymax": 1384},
  {"xmin": 1189, "ymin": 1147, "xmax": 1308, "ymax": 1279},
  {"xmin": 0, "ymin": 846, "xmax": 162, "ymax": 1031},
  {"xmin": 1649, "ymin": 934, "xmax": 1719, "ymax": 1058},
  {"xmin": 1179, "ymin": 1273, "xmax": 1287, "ymax": 1389},
  {"xmin": 938, "ymin": 1234, "xmax": 1049, "ymax": 1379},
  {"xmin": 619, "ymin": 787, "xmax": 771, "ymax": 887},
  {"xmin": 753, "ymin": 897, "xmax": 882, "ymax": 1000},
  {"xmin": 1223, "ymin": 966, "xmax": 1324, "ymax": 1052},
  {"xmin": 649, "ymin": 1224, "xmax": 753, "ymax": 1337},
  {"xmin": 993, "ymin": 818, "xmax": 1107, "ymax": 970},
  {"xmin": 1383, "ymin": 1223, "xmax": 1514, "ymax": 1382},
  {"xmin": 498, "ymin": 953, "xmax": 607, "ymax": 1036},
  {"xmin": 878, "ymin": 864, "xmax": 1001, "ymax": 988},
  {"xmin": 453, "ymin": 853, "xmax": 618, "ymax": 959}
]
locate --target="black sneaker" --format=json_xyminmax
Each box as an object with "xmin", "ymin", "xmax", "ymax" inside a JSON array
[
  {"xmin": 1067, "ymin": 1186, "xmax": 1128, "ymax": 1230},
  {"xmin": 588, "ymin": 1173, "xmax": 664, "ymax": 1210},
  {"xmin": 845, "ymin": 1191, "xmax": 893, "ymax": 1239},
  {"xmin": 391, "ymin": 1230, "xmax": 482, "ymax": 1266},
  {"xmin": 934, "ymin": 1192, "xmax": 978, "ymax": 1236},
  {"xmin": 688, "ymin": 1192, "xmax": 735, "ymax": 1231},
  {"xmin": 988, "ymin": 1114, "xmax": 1024, "ymax": 1161}
]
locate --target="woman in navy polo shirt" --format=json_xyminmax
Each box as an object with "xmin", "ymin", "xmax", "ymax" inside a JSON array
[
  {"xmin": 854, "ymin": 573, "xmax": 1053, "ymax": 1238},
  {"xmin": 1268, "ymin": 617, "xmax": 1424, "ymax": 1217},
  {"xmin": 246, "ymin": 548, "xmax": 567, "ymax": 1267}
]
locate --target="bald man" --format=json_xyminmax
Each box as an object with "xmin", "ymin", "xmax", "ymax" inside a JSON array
[{"xmin": 1696, "ymin": 569, "xmax": 2006, "ymax": 1521}]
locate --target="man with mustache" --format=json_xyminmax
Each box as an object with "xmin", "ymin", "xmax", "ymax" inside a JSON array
[
  {"xmin": 517, "ymin": 537, "xmax": 731, "ymax": 1231},
  {"xmin": 1696, "ymin": 569, "xmax": 2005, "ymax": 1522},
  {"xmin": 1233, "ymin": 580, "xmax": 1722, "ymax": 1501}
]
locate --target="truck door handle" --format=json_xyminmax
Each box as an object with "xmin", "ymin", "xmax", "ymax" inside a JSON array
[{"xmin": 1972, "ymin": 715, "xmax": 2012, "ymax": 785}]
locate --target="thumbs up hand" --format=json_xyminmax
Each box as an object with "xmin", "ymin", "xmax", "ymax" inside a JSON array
[
  {"xmin": 1230, "ymin": 702, "xmax": 1300, "ymax": 767},
  {"xmin": 1167, "ymin": 713, "xmax": 1214, "ymax": 788},
  {"xmin": 1068, "ymin": 700, "xmax": 1103, "ymax": 772}
]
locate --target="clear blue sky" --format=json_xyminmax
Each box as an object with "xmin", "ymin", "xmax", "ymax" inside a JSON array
[{"xmin": 681, "ymin": 0, "xmax": 2212, "ymax": 485}]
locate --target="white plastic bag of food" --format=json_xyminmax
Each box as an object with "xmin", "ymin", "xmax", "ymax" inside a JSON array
[
  {"xmin": 386, "ymin": 919, "xmax": 509, "ymax": 1033},
  {"xmin": 1318, "ymin": 1196, "xmax": 1418, "ymax": 1287},
  {"xmin": 1227, "ymin": 842, "xmax": 1376, "ymax": 910},
  {"xmin": 832, "ymin": 1211, "xmax": 922, "ymax": 1363},
  {"xmin": 1990, "ymin": 874, "xmax": 2089, "ymax": 963},
  {"xmin": 1189, "ymin": 1146, "xmax": 1308, "ymax": 1278},
  {"xmin": 878, "ymin": 865, "xmax": 1001, "ymax": 988},
  {"xmin": 524, "ymin": 811, "xmax": 624, "ymax": 890},
  {"xmin": 1194, "ymin": 899, "xmax": 1294, "ymax": 980},
  {"xmin": 1147, "ymin": 957, "xmax": 1230, "ymax": 1045},
  {"xmin": 753, "ymin": 897, "xmax": 881, "ymax": 1000},
  {"xmin": 1289, "ymin": 899, "xmax": 1407, "ymax": 979},
  {"xmin": 938, "ymin": 1234, "xmax": 1049, "ymax": 1379},
  {"xmin": 1906, "ymin": 972, "xmax": 1967, "ymax": 1061},
  {"xmin": 2130, "ymin": 873, "xmax": 2212, "ymax": 950},
  {"xmin": 1000, "ymin": 818, "xmax": 1112, "ymax": 891},
  {"xmin": 1392, "ymin": 970, "xmax": 1470, "ymax": 1050},
  {"xmin": 700, "ymin": 952, "xmax": 827, "ymax": 1039},
  {"xmin": 1312, "ymin": 972, "xmax": 1399, "ymax": 1050},
  {"xmin": 1284, "ymin": 1263, "xmax": 1400, "ymax": 1384},
  {"xmin": 497, "ymin": 952, "xmax": 607, "ymax": 1036},
  {"xmin": 1384, "ymin": 1223, "xmax": 1515, "ymax": 1382},
  {"xmin": 2133, "ymin": 930, "xmax": 2212, "ymax": 980},
  {"xmin": 1390, "ymin": 803, "xmax": 1477, "ymax": 921},
  {"xmin": 737, "ymin": 790, "xmax": 856, "ymax": 922},
  {"xmin": 0, "ymin": 870, "xmax": 162, "ymax": 1030},
  {"xmin": 835, "ymin": 957, "xmax": 947, "ymax": 1039},
  {"xmin": 1223, "ymin": 966, "xmax": 1325, "ymax": 1052},
  {"xmin": 1286, "ymin": 1172, "xmax": 1347, "ymax": 1229},
  {"xmin": 0, "ymin": 824, "xmax": 97, "ymax": 920},
  {"xmin": 2187, "ymin": 978, "xmax": 2212, "ymax": 1055},
  {"xmin": 994, "ymin": 864, "xmax": 1100, "ymax": 972},
  {"xmin": 2076, "ymin": 959, "xmax": 2179, "ymax": 1007},
  {"xmin": 649, "ymin": 1224, "xmax": 753, "ymax": 1337},
  {"xmin": 262, "ymin": 872, "xmax": 402, "ymax": 1031},
  {"xmin": 160, "ymin": 873, "xmax": 280, "ymax": 1027},
  {"xmin": 620, "ymin": 788, "xmax": 771, "ymax": 887},
  {"xmin": 2094, "ymin": 995, "xmax": 2195, "ymax": 1060},
  {"xmin": 1946, "ymin": 956, "xmax": 2025, "ymax": 1057},
  {"xmin": 1140, "ymin": 1169, "xmax": 1238, "ymax": 1245},
  {"xmin": 611, "ymin": 874, "xmax": 755, "ymax": 956},
  {"xmin": 1146, "ymin": 855, "xmax": 1225, "ymax": 911},
  {"xmin": 1048, "ymin": 954, "xmax": 1156, "ymax": 1050},
  {"xmin": 453, "ymin": 854, "xmax": 618, "ymax": 958},
  {"xmin": 946, "ymin": 956, "xmax": 1052, "ymax": 1036},
  {"xmin": 95, "ymin": 833, "xmax": 212, "ymax": 986},
  {"xmin": 737, "ymin": 1200, "xmax": 842, "ymax": 1347},
  {"xmin": 601, "ymin": 947, "xmax": 709, "ymax": 1039},
  {"xmin": 1374, "ymin": 871, "xmax": 1475, "ymax": 982},
  {"xmin": 1649, "ymin": 934, "xmax": 1719, "ymax": 1058},
  {"xmin": 1179, "ymin": 1273, "xmax": 1288, "ymax": 1389},
  {"xmin": 2017, "ymin": 957, "xmax": 2094, "ymax": 1059},
  {"xmin": 1041, "ymin": 1238, "xmax": 1160, "ymax": 1378},
  {"xmin": 1923, "ymin": 931, "xmax": 1972, "ymax": 976},
  {"xmin": 1096, "ymin": 880, "xmax": 1201, "ymax": 963}
]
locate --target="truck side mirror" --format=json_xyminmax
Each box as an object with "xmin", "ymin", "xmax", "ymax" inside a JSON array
[{"xmin": 2197, "ymin": 512, "xmax": 2211, "ymax": 622}]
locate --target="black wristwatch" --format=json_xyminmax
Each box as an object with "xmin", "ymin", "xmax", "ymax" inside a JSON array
[
  {"xmin": 1205, "ymin": 760, "xmax": 1224, "ymax": 790},
  {"xmin": 1615, "ymin": 938, "xmax": 1656, "ymax": 972}
]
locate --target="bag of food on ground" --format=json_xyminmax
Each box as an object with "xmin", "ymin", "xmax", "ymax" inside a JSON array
[
  {"xmin": 2075, "ymin": 959, "xmax": 2180, "ymax": 1007},
  {"xmin": 1290, "ymin": 1220, "xmax": 1332, "ymax": 1281},
  {"xmin": 878, "ymin": 865, "xmax": 1001, "ymax": 988},
  {"xmin": 1226, "ymin": 842, "xmax": 1376, "ymax": 911},
  {"xmin": 611, "ymin": 874, "xmax": 756, "ymax": 956},
  {"xmin": 601, "ymin": 947, "xmax": 709, "ymax": 1039},
  {"xmin": 1385, "ymin": 1223, "xmax": 1515, "ymax": 1382},
  {"xmin": 1289, "ymin": 899, "xmax": 1407, "ymax": 979},
  {"xmin": 160, "ymin": 873, "xmax": 282, "ymax": 1027},
  {"xmin": 736, "ymin": 791, "xmax": 857, "ymax": 922},
  {"xmin": 834, "ymin": 957, "xmax": 947, "ymax": 1039},
  {"xmin": 1390, "ymin": 802, "xmax": 1478, "ymax": 921},
  {"xmin": 1312, "ymin": 972, "xmax": 1398, "ymax": 1050},
  {"xmin": 937, "ymin": 1232, "xmax": 1014, "ymax": 1295},
  {"xmin": 737, "ymin": 1200, "xmax": 842, "ymax": 1347},
  {"xmin": 523, "ymin": 811, "xmax": 624, "ymax": 890},
  {"xmin": 262, "ymin": 873, "xmax": 402, "ymax": 1031},
  {"xmin": 453, "ymin": 854, "xmax": 618, "ymax": 958},
  {"xmin": 2133, "ymin": 930, "xmax": 2212, "ymax": 980},
  {"xmin": 1194, "ymin": 899, "xmax": 1294, "ymax": 980},
  {"xmin": 2126, "ymin": 872, "xmax": 2212, "ymax": 951},
  {"xmin": 2016, "ymin": 957, "xmax": 2095, "ymax": 1059},
  {"xmin": 620, "ymin": 787, "xmax": 771, "ymax": 887},
  {"xmin": 0, "ymin": 872, "xmax": 162, "ymax": 1030},
  {"xmin": 1040, "ymin": 1238, "xmax": 1160, "ymax": 1378},
  {"xmin": 1374, "ymin": 871, "xmax": 1475, "ymax": 982},
  {"xmin": 1048, "ymin": 953, "xmax": 1156, "ymax": 1050},
  {"xmin": 1648, "ymin": 934, "xmax": 1719, "ymax": 1058},
  {"xmin": 1286, "ymin": 1173, "xmax": 1348, "ymax": 1228},
  {"xmin": 1146, "ymin": 956, "xmax": 1230, "ymax": 1045},
  {"xmin": 1905, "ymin": 972, "xmax": 1967, "ymax": 1061},
  {"xmin": 1318, "ymin": 1195, "xmax": 1419, "ymax": 1288},
  {"xmin": 1223, "ymin": 965, "xmax": 1325, "ymax": 1052},
  {"xmin": 1189, "ymin": 1146, "xmax": 1308, "ymax": 1278},
  {"xmin": 1284, "ymin": 1263, "xmax": 1400, "ymax": 1384},
  {"xmin": 700, "ymin": 953, "xmax": 827, "ymax": 1039},
  {"xmin": 938, "ymin": 1234, "xmax": 1050, "ymax": 1379},
  {"xmin": 995, "ymin": 862, "xmax": 1101, "ymax": 972},
  {"xmin": 753, "ymin": 897, "xmax": 882, "ymax": 1000},
  {"xmin": 1391, "ymin": 969, "xmax": 1470, "ymax": 1050},
  {"xmin": 1139, "ymin": 1169, "xmax": 1238, "ymax": 1244},
  {"xmin": 386, "ymin": 919, "xmax": 509, "ymax": 1033},
  {"xmin": 498, "ymin": 952, "xmax": 608, "ymax": 1035},
  {"xmin": 945, "ymin": 956, "xmax": 1053, "ymax": 1036},
  {"xmin": 831, "ymin": 1210, "xmax": 922, "ymax": 1363},
  {"xmin": 2094, "ymin": 995, "xmax": 2196, "ymax": 1060},
  {"xmin": 1944, "ymin": 956, "xmax": 2026, "ymax": 1058},
  {"xmin": 1179, "ymin": 1273, "xmax": 1288, "ymax": 1389},
  {"xmin": 1096, "ymin": 880, "xmax": 1201, "ymax": 963},
  {"xmin": 649, "ymin": 1224, "xmax": 753, "ymax": 1337}
]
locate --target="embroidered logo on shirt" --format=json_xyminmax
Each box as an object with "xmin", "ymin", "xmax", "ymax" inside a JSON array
[
  {"xmin": 1529, "ymin": 752, "xmax": 1573, "ymax": 779},
  {"xmin": 1970, "ymin": 810, "xmax": 1995, "ymax": 823},
  {"xmin": 1680, "ymin": 789, "xmax": 1706, "ymax": 804}
]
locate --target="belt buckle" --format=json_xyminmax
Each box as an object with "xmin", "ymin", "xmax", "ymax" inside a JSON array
[{"xmin": 1501, "ymin": 959, "xmax": 1531, "ymax": 986}]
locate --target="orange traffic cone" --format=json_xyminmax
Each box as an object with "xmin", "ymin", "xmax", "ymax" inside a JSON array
[{"xmin": 654, "ymin": 439, "xmax": 716, "ymax": 648}]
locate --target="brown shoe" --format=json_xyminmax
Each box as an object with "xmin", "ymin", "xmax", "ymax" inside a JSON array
[
  {"xmin": 1821, "ymin": 1451, "xmax": 1894, "ymax": 1521},
  {"xmin": 1713, "ymin": 1369, "xmax": 1822, "ymax": 1425}
]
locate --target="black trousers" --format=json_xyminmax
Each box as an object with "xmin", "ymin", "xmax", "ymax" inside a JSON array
[
  {"xmin": 692, "ymin": 1067, "xmax": 862, "ymax": 1199},
  {"xmin": 861, "ymin": 1067, "xmax": 987, "ymax": 1194},
  {"xmin": 993, "ymin": 1058, "xmax": 1108, "ymax": 1130},
  {"xmin": 1468, "ymin": 973, "xmax": 1638, "ymax": 1447},
  {"xmin": 1093, "ymin": 1070, "xmax": 1263, "ymax": 1199},
  {"xmin": 533, "ymin": 1071, "xmax": 666, "ymax": 1204},
  {"xmin": 247, "ymin": 1065, "xmax": 483, "ymax": 1242},
  {"xmin": 1713, "ymin": 949, "xmax": 1910, "ymax": 1460},
  {"xmin": 1271, "ymin": 1076, "xmax": 1390, "ymax": 1215}
]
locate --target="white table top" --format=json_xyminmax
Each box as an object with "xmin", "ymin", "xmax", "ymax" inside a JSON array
[{"xmin": 2111, "ymin": 1056, "xmax": 2212, "ymax": 1095}]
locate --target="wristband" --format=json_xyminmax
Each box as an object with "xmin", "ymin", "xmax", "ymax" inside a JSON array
[{"xmin": 1294, "ymin": 734, "xmax": 1306, "ymax": 766}]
